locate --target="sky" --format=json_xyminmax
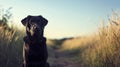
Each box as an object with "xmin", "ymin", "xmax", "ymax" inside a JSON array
[{"xmin": 0, "ymin": 0, "xmax": 120, "ymax": 39}]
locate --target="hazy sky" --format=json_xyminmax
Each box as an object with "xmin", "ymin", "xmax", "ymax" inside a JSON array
[{"xmin": 0, "ymin": 0, "xmax": 120, "ymax": 39}]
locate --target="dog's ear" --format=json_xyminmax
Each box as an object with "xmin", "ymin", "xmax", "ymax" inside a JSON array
[
  {"xmin": 42, "ymin": 17, "xmax": 48, "ymax": 27},
  {"xmin": 21, "ymin": 15, "xmax": 32, "ymax": 26},
  {"xmin": 39, "ymin": 16, "xmax": 48, "ymax": 27}
]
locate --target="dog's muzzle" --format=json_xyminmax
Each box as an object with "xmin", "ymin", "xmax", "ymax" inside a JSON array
[{"xmin": 29, "ymin": 24, "xmax": 42, "ymax": 36}]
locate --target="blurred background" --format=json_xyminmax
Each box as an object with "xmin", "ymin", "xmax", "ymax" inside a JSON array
[{"xmin": 0, "ymin": 0, "xmax": 120, "ymax": 67}]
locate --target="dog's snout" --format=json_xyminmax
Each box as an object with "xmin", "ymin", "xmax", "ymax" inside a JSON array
[
  {"xmin": 32, "ymin": 24, "xmax": 38, "ymax": 30},
  {"xmin": 33, "ymin": 24, "xmax": 36, "ymax": 28}
]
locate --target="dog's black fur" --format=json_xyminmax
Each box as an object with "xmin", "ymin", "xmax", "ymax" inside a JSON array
[{"xmin": 21, "ymin": 15, "xmax": 49, "ymax": 67}]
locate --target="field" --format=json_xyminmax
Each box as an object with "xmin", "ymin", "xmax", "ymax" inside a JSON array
[{"xmin": 0, "ymin": 14, "xmax": 120, "ymax": 67}]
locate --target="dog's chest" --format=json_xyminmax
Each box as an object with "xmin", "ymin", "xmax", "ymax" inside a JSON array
[
  {"xmin": 23, "ymin": 36, "xmax": 47, "ymax": 54},
  {"xmin": 24, "ymin": 41, "xmax": 46, "ymax": 52}
]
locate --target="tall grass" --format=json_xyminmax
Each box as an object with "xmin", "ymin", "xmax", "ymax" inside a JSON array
[
  {"xmin": 82, "ymin": 14, "xmax": 120, "ymax": 67},
  {"xmin": 61, "ymin": 13, "xmax": 120, "ymax": 67},
  {"xmin": 0, "ymin": 25, "xmax": 24, "ymax": 67}
]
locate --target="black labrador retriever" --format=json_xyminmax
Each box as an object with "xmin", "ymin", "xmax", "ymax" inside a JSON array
[{"xmin": 21, "ymin": 15, "xmax": 49, "ymax": 67}]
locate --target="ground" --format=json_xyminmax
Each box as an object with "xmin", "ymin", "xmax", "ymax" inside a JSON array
[{"xmin": 48, "ymin": 46, "xmax": 83, "ymax": 67}]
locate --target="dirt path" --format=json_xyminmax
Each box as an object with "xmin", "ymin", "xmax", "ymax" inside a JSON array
[{"xmin": 50, "ymin": 48, "xmax": 82, "ymax": 67}]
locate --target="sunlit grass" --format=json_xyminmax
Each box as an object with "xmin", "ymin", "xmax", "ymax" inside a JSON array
[
  {"xmin": 82, "ymin": 14, "xmax": 120, "ymax": 67},
  {"xmin": 60, "ymin": 13, "xmax": 120, "ymax": 67}
]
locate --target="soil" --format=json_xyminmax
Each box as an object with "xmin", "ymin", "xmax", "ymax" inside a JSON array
[{"xmin": 49, "ymin": 47, "xmax": 83, "ymax": 67}]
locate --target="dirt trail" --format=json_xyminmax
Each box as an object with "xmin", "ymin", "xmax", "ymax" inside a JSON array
[{"xmin": 50, "ymin": 47, "xmax": 82, "ymax": 67}]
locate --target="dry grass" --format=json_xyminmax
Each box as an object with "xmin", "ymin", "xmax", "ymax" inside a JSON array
[
  {"xmin": 84, "ymin": 14, "xmax": 120, "ymax": 67},
  {"xmin": 82, "ymin": 14, "xmax": 120, "ymax": 67},
  {"xmin": 0, "ymin": 25, "xmax": 24, "ymax": 67},
  {"xmin": 61, "ymin": 36, "xmax": 97, "ymax": 50},
  {"xmin": 60, "ymin": 13, "xmax": 120, "ymax": 67}
]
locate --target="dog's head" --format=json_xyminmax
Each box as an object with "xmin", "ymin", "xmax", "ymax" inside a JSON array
[{"xmin": 21, "ymin": 15, "xmax": 48, "ymax": 39}]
